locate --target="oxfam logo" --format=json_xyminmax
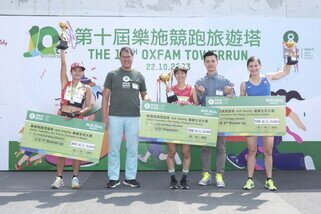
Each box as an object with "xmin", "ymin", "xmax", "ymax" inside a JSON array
[
  {"xmin": 123, "ymin": 76, "xmax": 131, "ymax": 82},
  {"xmin": 29, "ymin": 113, "xmax": 36, "ymax": 119},
  {"xmin": 23, "ymin": 25, "xmax": 60, "ymax": 58},
  {"xmin": 283, "ymin": 30, "xmax": 299, "ymax": 43},
  {"xmin": 208, "ymin": 99, "xmax": 214, "ymax": 105},
  {"xmin": 144, "ymin": 103, "xmax": 151, "ymax": 109}
]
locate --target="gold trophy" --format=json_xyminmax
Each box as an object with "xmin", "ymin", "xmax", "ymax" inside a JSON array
[
  {"xmin": 283, "ymin": 41, "xmax": 298, "ymax": 65},
  {"xmin": 56, "ymin": 21, "xmax": 69, "ymax": 50},
  {"xmin": 159, "ymin": 71, "xmax": 178, "ymax": 103}
]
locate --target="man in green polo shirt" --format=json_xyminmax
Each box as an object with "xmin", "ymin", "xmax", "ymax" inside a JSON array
[{"xmin": 102, "ymin": 47, "xmax": 150, "ymax": 188}]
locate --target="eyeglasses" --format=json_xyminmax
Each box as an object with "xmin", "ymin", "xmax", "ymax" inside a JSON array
[{"xmin": 120, "ymin": 55, "xmax": 133, "ymax": 59}]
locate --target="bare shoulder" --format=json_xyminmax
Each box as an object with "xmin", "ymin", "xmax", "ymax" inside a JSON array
[
  {"xmin": 240, "ymin": 81, "xmax": 247, "ymax": 90},
  {"xmin": 264, "ymin": 74, "xmax": 273, "ymax": 83}
]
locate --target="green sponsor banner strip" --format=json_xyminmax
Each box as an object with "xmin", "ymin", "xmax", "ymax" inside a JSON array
[
  {"xmin": 139, "ymin": 101, "xmax": 220, "ymax": 147},
  {"xmin": 20, "ymin": 111, "xmax": 105, "ymax": 163},
  {"xmin": 206, "ymin": 96, "xmax": 286, "ymax": 136}
]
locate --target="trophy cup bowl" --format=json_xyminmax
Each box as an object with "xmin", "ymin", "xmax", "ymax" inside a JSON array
[
  {"xmin": 56, "ymin": 22, "xmax": 69, "ymax": 50},
  {"xmin": 159, "ymin": 72, "xmax": 178, "ymax": 103},
  {"xmin": 284, "ymin": 41, "xmax": 298, "ymax": 65},
  {"xmin": 159, "ymin": 73, "xmax": 171, "ymax": 84}
]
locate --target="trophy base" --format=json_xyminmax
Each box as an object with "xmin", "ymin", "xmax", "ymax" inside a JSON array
[
  {"xmin": 56, "ymin": 40, "xmax": 69, "ymax": 50},
  {"xmin": 167, "ymin": 94, "xmax": 178, "ymax": 103},
  {"xmin": 286, "ymin": 56, "xmax": 298, "ymax": 65}
]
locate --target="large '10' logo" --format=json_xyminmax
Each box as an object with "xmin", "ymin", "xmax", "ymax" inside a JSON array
[{"xmin": 23, "ymin": 26, "xmax": 59, "ymax": 58}]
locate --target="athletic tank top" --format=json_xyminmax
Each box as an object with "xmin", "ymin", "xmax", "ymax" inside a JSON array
[
  {"xmin": 172, "ymin": 84, "xmax": 193, "ymax": 103},
  {"xmin": 245, "ymin": 76, "xmax": 271, "ymax": 96}
]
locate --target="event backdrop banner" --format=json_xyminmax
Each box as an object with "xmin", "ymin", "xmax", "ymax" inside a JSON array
[{"xmin": 1, "ymin": 16, "xmax": 320, "ymax": 171}]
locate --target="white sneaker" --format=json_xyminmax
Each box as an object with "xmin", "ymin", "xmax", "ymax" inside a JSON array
[
  {"xmin": 51, "ymin": 177, "xmax": 64, "ymax": 189},
  {"xmin": 158, "ymin": 153, "xmax": 167, "ymax": 160},
  {"xmin": 304, "ymin": 156, "xmax": 315, "ymax": 170},
  {"xmin": 215, "ymin": 173, "xmax": 225, "ymax": 188},
  {"xmin": 198, "ymin": 172, "xmax": 212, "ymax": 186},
  {"xmin": 71, "ymin": 177, "xmax": 80, "ymax": 189},
  {"xmin": 138, "ymin": 155, "xmax": 148, "ymax": 163}
]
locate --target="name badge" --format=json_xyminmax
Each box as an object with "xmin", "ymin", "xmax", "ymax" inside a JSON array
[
  {"xmin": 216, "ymin": 90, "xmax": 223, "ymax": 96},
  {"xmin": 132, "ymin": 83, "xmax": 139, "ymax": 90}
]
